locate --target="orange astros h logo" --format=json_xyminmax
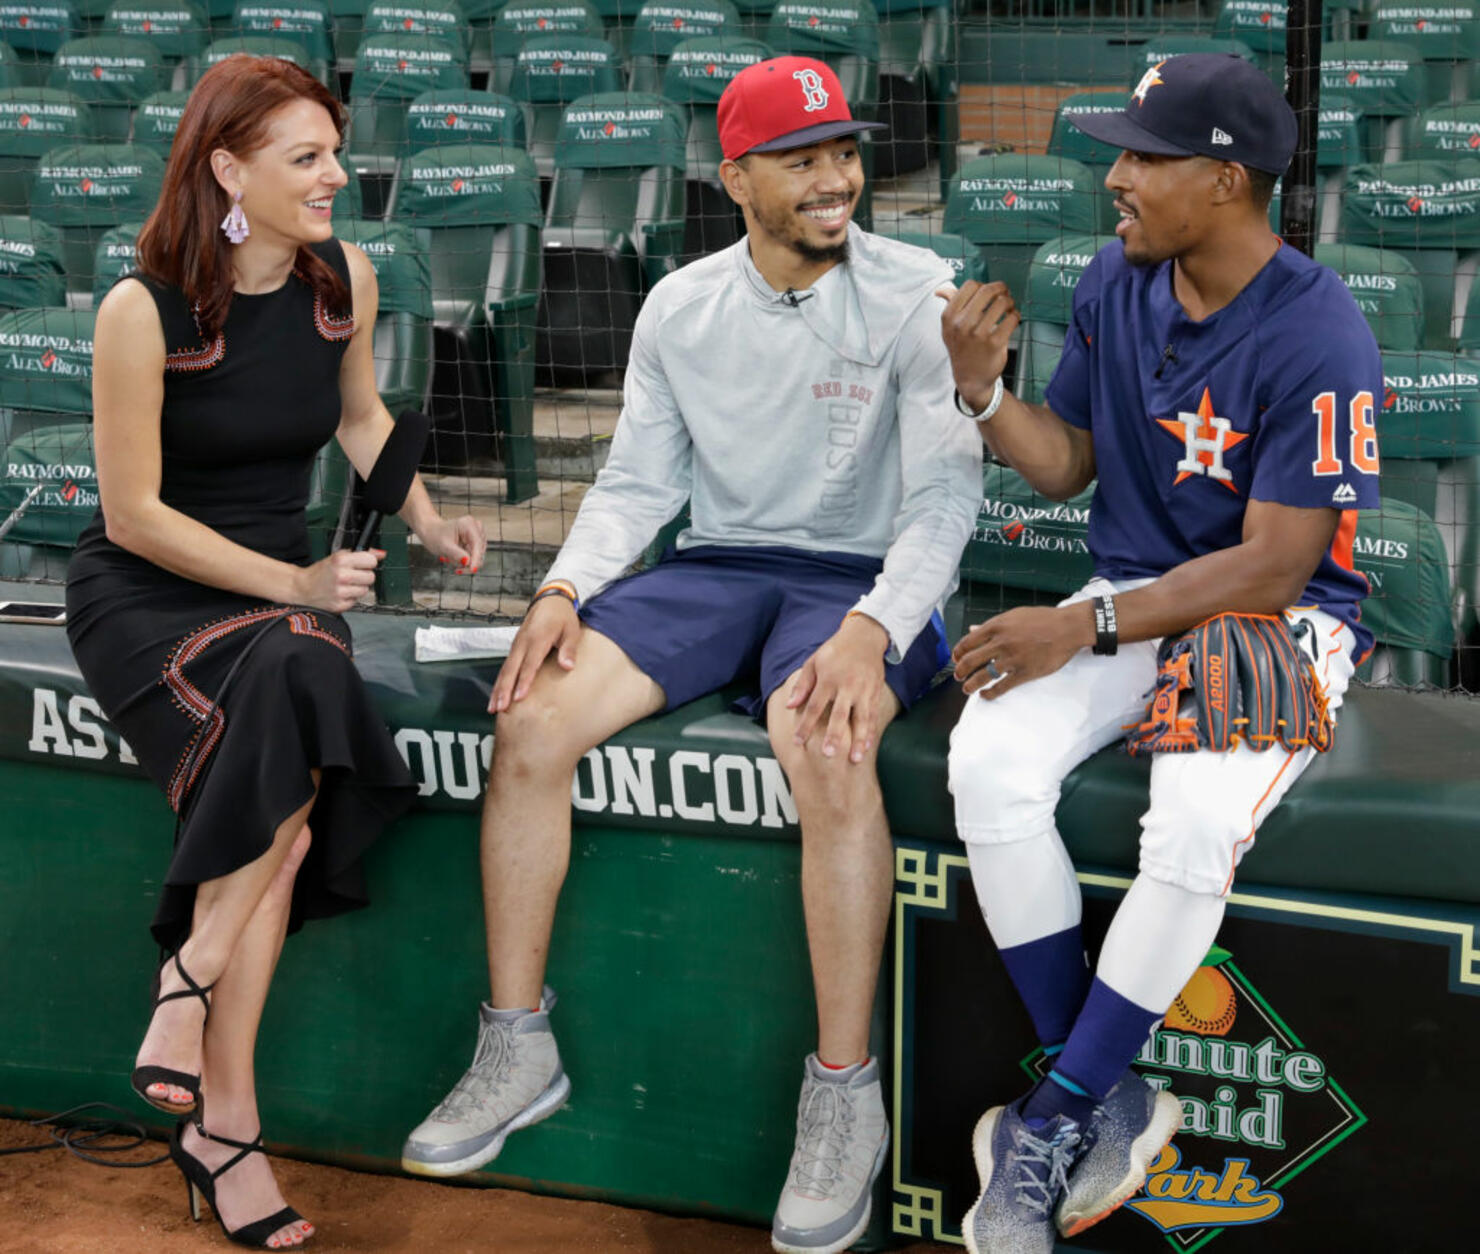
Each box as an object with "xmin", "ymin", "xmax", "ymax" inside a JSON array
[
  {"xmin": 1155, "ymin": 387, "xmax": 1248, "ymax": 493},
  {"xmin": 1133, "ymin": 61, "xmax": 1167, "ymax": 106}
]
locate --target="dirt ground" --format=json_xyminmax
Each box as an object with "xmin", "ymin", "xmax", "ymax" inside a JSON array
[{"xmin": 0, "ymin": 1118, "xmax": 942, "ymax": 1254}]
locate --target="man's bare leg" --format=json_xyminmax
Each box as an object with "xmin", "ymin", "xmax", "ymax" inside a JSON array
[
  {"xmin": 768, "ymin": 679, "xmax": 900, "ymax": 1253},
  {"xmin": 767, "ymin": 681, "xmax": 899, "ymax": 1064},
  {"xmin": 404, "ymin": 627, "xmax": 663, "ymax": 1178},
  {"xmin": 481, "ymin": 627, "xmax": 665, "ymax": 1009}
]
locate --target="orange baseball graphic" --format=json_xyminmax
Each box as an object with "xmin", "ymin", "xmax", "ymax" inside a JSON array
[{"xmin": 1165, "ymin": 964, "xmax": 1237, "ymax": 1036}]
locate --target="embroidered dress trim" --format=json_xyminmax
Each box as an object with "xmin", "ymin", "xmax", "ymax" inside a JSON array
[
  {"xmin": 163, "ymin": 607, "xmax": 350, "ymax": 813},
  {"xmin": 311, "ymin": 289, "xmax": 355, "ymax": 342},
  {"xmin": 165, "ymin": 333, "xmax": 226, "ymax": 372}
]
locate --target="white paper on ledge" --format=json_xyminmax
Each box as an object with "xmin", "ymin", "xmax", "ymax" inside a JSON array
[{"xmin": 414, "ymin": 624, "xmax": 521, "ymax": 663}]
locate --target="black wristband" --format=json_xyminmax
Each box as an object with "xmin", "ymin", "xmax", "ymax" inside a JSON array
[{"xmin": 1091, "ymin": 594, "xmax": 1118, "ymax": 656}]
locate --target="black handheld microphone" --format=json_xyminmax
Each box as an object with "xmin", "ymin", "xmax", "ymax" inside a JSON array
[{"xmin": 352, "ymin": 410, "xmax": 431, "ymax": 551}]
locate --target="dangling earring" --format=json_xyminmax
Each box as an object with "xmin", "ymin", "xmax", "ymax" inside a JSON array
[{"xmin": 220, "ymin": 190, "xmax": 249, "ymax": 245}]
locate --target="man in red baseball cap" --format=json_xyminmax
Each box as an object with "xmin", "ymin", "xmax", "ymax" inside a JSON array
[{"xmin": 404, "ymin": 53, "xmax": 982, "ymax": 1254}]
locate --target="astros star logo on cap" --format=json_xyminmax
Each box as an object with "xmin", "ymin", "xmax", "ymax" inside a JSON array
[{"xmin": 1132, "ymin": 61, "xmax": 1166, "ymax": 106}]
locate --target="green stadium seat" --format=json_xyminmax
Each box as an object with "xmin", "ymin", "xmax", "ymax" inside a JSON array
[
  {"xmin": 1352, "ymin": 497, "xmax": 1455, "ymax": 686},
  {"xmin": 1372, "ymin": 2, "xmax": 1480, "ymax": 106},
  {"xmin": 46, "ymin": 35, "xmax": 168, "ymax": 142},
  {"xmin": 0, "ymin": 85, "xmax": 92, "ymax": 215},
  {"xmin": 0, "ymin": 304, "xmax": 96, "ymax": 577},
  {"xmin": 958, "ymin": 461, "xmax": 1094, "ymax": 616},
  {"xmin": 1376, "ymin": 349, "xmax": 1480, "ymax": 633},
  {"xmin": 389, "ymin": 141, "xmax": 542, "ymax": 498},
  {"xmin": 336, "ymin": 217, "xmax": 435, "ymax": 416},
  {"xmin": 0, "ymin": 418, "xmax": 97, "ymax": 572},
  {"xmin": 509, "ymin": 33, "xmax": 624, "ymax": 178},
  {"xmin": 361, "ymin": 0, "xmax": 470, "ymax": 65},
  {"xmin": 489, "ymin": 1, "xmax": 606, "ymax": 98},
  {"xmin": 943, "ymin": 154, "xmax": 1099, "ymax": 308},
  {"xmin": 1320, "ymin": 39, "xmax": 1425, "ymax": 163},
  {"xmin": 89, "ymin": 216, "xmax": 142, "ymax": 304},
  {"xmin": 1015, "ymin": 232, "xmax": 1113, "ymax": 405},
  {"xmin": 229, "ymin": 0, "xmax": 334, "ymax": 75},
  {"xmin": 188, "ymin": 35, "xmax": 320, "ymax": 86},
  {"xmin": 102, "ymin": 0, "xmax": 210, "ymax": 65},
  {"xmin": 1340, "ymin": 159, "xmax": 1480, "ymax": 350},
  {"xmin": 764, "ymin": 0, "xmax": 878, "ymax": 227},
  {"xmin": 0, "ymin": 3, "xmax": 83, "ymax": 71},
  {"xmin": 1408, "ymin": 100, "xmax": 1480, "ymax": 162},
  {"xmin": 1132, "ymin": 35, "xmax": 1257, "ymax": 73},
  {"xmin": 1047, "ymin": 92, "xmax": 1123, "ymax": 235},
  {"xmin": 1313, "ymin": 242, "xmax": 1424, "ymax": 352},
  {"xmin": 660, "ymin": 34, "xmax": 768, "ymax": 258},
  {"xmin": 537, "ymin": 90, "xmax": 685, "ymax": 383},
  {"xmin": 627, "ymin": 0, "xmax": 739, "ymax": 95},
  {"xmin": 1213, "ymin": 0, "xmax": 1288, "ymax": 75},
  {"xmin": 347, "ymin": 31, "xmax": 469, "ymax": 216},
  {"xmin": 0, "ymin": 213, "xmax": 66, "ymax": 309},
  {"xmin": 29, "ymin": 141, "xmax": 162, "ymax": 306},
  {"xmin": 880, "ymin": 228, "xmax": 988, "ymax": 287},
  {"xmin": 130, "ymin": 87, "xmax": 187, "ymax": 152},
  {"xmin": 0, "ymin": 306, "xmax": 95, "ymax": 436},
  {"xmin": 405, "ymin": 87, "xmax": 527, "ymax": 153}
]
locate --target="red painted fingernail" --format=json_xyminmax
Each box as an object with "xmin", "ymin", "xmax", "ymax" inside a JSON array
[
  {"xmin": 460, "ymin": 556, "xmax": 469, "ymax": 566},
  {"xmin": 439, "ymin": 556, "xmax": 447, "ymax": 564}
]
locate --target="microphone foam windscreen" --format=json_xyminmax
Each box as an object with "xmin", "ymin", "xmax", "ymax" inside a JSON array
[{"xmin": 362, "ymin": 410, "xmax": 431, "ymax": 515}]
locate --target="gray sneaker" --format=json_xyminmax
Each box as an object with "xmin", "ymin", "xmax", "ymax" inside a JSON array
[
  {"xmin": 1056, "ymin": 1071, "xmax": 1181, "ymax": 1237},
  {"xmin": 963, "ymin": 1101, "xmax": 1083, "ymax": 1254},
  {"xmin": 401, "ymin": 988, "xmax": 570, "ymax": 1178},
  {"xmin": 771, "ymin": 1054, "xmax": 890, "ymax": 1254}
]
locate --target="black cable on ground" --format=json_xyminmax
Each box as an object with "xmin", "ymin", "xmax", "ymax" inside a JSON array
[{"xmin": 0, "ymin": 1102, "xmax": 169, "ymax": 1167}]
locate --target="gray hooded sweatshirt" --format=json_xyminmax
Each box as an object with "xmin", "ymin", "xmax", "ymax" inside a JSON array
[{"xmin": 543, "ymin": 224, "xmax": 984, "ymax": 660}]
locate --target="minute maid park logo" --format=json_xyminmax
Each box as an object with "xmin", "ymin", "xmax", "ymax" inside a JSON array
[{"xmin": 1023, "ymin": 944, "xmax": 1366, "ymax": 1251}]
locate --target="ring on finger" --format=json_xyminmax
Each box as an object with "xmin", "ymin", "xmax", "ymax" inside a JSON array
[{"xmin": 986, "ymin": 658, "xmax": 1003, "ymax": 680}]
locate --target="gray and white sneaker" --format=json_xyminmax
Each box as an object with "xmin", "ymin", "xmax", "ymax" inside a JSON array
[
  {"xmin": 771, "ymin": 1054, "xmax": 890, "ymax": 1254},
  {"xmin": 401, "ymin": 987, "xmax": 570, "ymax": 1178},
  {"xmin": 1056, "ymin": 1071, "xmax": 1181, "ymax": 1237}
]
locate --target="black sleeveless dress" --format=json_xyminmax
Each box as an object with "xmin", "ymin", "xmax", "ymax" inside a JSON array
[{"xmin": 65, "ymin": 238, "xmax": 417, "ymax": 948}]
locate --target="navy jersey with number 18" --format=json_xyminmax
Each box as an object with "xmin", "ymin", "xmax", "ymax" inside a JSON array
[{"xmin": 1045, "ymin": 241, "xmax": 1383, "ymax": 660}]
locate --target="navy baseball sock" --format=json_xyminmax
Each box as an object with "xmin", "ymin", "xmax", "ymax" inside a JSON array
[
  {"xmin": 1022, "ymin": 977, "xmax": 1160, "ymax": 1127},
  {"xmin": 998, "ymin": 925, "xmax": 1092, "ymax": 1050}
]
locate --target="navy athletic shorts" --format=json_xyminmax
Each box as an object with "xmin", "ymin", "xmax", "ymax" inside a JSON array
[{"xmin": 579, "ymin": 544, "xmax": 951, "ymax": 718}]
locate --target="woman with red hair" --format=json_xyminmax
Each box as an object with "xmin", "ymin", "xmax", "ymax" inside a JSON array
[{"xmin": 65, "ymin": 55, "xmax": 485, "ymax": 1249}]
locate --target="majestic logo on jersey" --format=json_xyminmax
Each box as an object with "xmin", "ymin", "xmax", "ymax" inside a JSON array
[
  {"xmin": 1155, "ymin": 387, "xmax": 1249, "ymax": 493},
  {"xmin": 793, "ymin": 67, "xmax": 829, "ymax": 112},
  {"xmin": 1133, "ymin": 61, "xmax": 1167, "ymax": 106}
]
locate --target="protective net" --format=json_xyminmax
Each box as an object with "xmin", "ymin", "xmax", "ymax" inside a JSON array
[{"xmin": 0, "ymin": 1, "xmax": 1477, "ymax": 691}]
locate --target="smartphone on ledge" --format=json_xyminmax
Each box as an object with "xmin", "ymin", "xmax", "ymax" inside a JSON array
[{"xmin": 0, "ymin": 601, "xmax": 67, "ymax": 625}]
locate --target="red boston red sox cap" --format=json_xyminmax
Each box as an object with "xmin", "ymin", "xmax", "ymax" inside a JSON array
[{"xmin": 717, "ymin": 56, "xmax": 886, "ymax": 162}]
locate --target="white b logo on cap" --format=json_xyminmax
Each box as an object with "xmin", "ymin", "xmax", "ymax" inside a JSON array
[{"xmin": 793, "ymin": 68, "xmax": 829, "ymax": 112}]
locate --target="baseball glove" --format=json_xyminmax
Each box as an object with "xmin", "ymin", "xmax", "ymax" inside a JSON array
[{"xmin": 1125, "ymin": 612, "xmax": 1335, "ymax": 756}]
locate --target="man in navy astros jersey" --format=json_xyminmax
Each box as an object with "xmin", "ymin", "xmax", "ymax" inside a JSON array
[{"xmin": 937, "ymin": 55, "xmax": 1381, "ymax": 1252}]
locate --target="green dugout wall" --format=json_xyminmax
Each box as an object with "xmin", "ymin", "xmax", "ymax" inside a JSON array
[{"xmin": 1, "ymin": 580, "xmax": 1478, "ymax": 1250}]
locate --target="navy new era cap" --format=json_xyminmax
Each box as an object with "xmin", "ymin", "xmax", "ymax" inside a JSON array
[{"xmin": 1068, "ymin": 53, "xmax": 1298, "ymax": 176}]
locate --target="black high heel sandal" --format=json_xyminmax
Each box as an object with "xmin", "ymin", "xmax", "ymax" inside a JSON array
[
  {"xmin": 170, "ymin": 1120, "xmax": 313, "ymax": 1250},
  {"xmin": 130, "ymin": 950, "xmax": 215, "ymax": 1115}
]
